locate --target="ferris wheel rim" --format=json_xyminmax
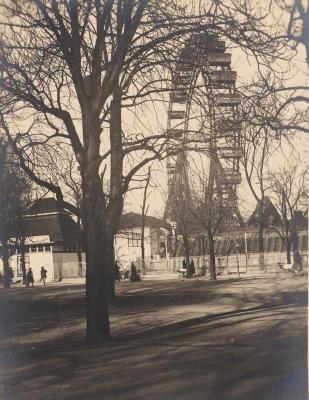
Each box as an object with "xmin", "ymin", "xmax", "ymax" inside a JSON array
[{"xmin": 165, "ymin": 32, "xmax": 242, "ymax": 221}]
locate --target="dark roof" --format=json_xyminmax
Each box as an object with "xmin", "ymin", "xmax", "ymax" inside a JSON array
[
  {"xmin": 248, "ymin": 197, "xmax": 281, "ymax": 227},
  {"xmin": 119, "ymin": 212, "xmax": 170, "ymax": 230},
  {"xmin": 26, "ymin": 197, "xmax": 69, "ymax": 216},
  {"xmin": 23, "ymin": 213, "xmax": 81, "ymax": 242},
  {"xmin": 23, "ymin": 198, "xmax": 81, "ymax": 241}
]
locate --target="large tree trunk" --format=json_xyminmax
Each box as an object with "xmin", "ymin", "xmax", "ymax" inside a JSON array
[
  {"xmin": 81, "ymin": 107, "xmax": 113, "ymax": 341},
  {"xmin": 208, "ymin": 231, "xmax": 216, "ymax": 281},
  {"xmin": 284, "ymin": 219, "xmax": 292, "ymax": 264},
  {"xmin": 82, "ymin": 185, "xmax": 113, "ymax": 342},
  {"xmin": 81, "ymin": 87, "xmax": 124, "ymax": 340},
  {"xmin": 292, "ymin": 227, "xmax": 298, "ymax": 252}
]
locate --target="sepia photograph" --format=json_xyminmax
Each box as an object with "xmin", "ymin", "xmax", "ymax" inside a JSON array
[{"xmin": 0, "ymin": 1, "xmax": 308, "ymax": 399}]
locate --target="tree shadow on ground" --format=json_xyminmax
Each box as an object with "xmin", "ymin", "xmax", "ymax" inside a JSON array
[
  {"xmin": 0, "ymin": 278, "xmax": 307, "ymax": 342},
  {"xmin": 1, "ymin": 301, "xmax": 307, "ymax": 400}
]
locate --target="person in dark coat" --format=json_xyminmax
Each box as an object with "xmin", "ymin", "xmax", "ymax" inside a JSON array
[
  {"xmin": 26, "ymin": 268, "xmax": 34, "ymax": 287},
  {"xmin": 294, "ymin": 251, "xmax": 302, "ymax": 266},
  {"xmin": 130, "ymin": 262, "xmax": 141, "ymax": 282},
  {"xmin": 113, "ymin": 260, "xmax": 121, "ymax": 282},
  {"xmin": 190, "ymin": 259, "xmax": 195, "ymax": 278},
  {"xmin": 40, "ymin": 267, "xmax": 47, "ymax": 286},
  {"xmin": 292, "ymin": 251, "xmax": 303, "ymax": 275},
  {"xmin": 124, "ymin": 268, "xmax": 130, "ymax": 280},
  {"xmin": 9, "ymin": 267, "xmax": 14, "ymax": 284}
]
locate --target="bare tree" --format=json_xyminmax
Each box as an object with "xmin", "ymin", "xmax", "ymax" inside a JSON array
[
  {"xmin": 189, "ymin": 159, "xmax": 237, "ymax": 281},
  {"xmin": 241, "ymin": 123, "xmax": 275, "ymax": 268},
  {"xmin": 242, "ymin": 0, "xmax": 309, "ymax": 135},
  {"xmin": 238, "ymin": 78, "xmax": 307, "ymax": 268},
  {"xmin": 267, "ymin": 161, "xmax": 308, "ymax": 264},
  {"xmin": 0, "ymin": 0, "xmax": 298, "ymax": 341},
  {"xmin": 275, "ymin": 0, "xmax": 309, "ymax": 65},
  {"xmin": 0, "ymin": 138, "xmax": 32, "ymax": 287},
  {"xmin": 0, "ymin": 0, "xmax": 211, "ymax": 341},
  {"xmin": 172, "ymin": 196, "xmax": 197, "ymax": 275}
]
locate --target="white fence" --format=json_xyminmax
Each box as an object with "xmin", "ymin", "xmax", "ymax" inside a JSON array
[
  {"xmin": 53, "ymin": 251, "xmax": 308, "ymax": 279},
  {"xmin": 55, "ymin": 261, "xmax": 86, "ymax": 279},
  {"xmin": 144, "ymin": 251, "xmax": 308, "ymax": 276}
]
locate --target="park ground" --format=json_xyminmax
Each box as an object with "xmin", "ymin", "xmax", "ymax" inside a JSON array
[{"xmin": 0, "ymin": 275, "xmax": 307, "ymax": 400}]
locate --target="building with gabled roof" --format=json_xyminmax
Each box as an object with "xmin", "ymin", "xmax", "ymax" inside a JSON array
[
  {"xmin": 247, "ymin": 196, "xmax": 281, "ymax": 227},
  {"xmin": 0, "ymin": 197, "xmax": 85, "ymax": 282},
  {"xmin": 0, "ymin": 201, "xmax": 171, "ymax": 280},
  {"xmin": 115, "ymin": 212, "xmax": 170, "ymax": 270},
  {"xmin": 23, "ymin": 198, "xmax": 81, "ymax": 243}
]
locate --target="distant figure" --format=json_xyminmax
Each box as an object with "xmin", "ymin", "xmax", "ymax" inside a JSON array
[
  {"xmin": 201, "ymin": 264, "xmax": 206, "ymax": 276},
  {"xmin": 182, "ymin": 258, "xmax": 187, "ymax": 276},
  {"xmin": 9, "ymin": 267, "xmax": 14, "ymax": 284},
  {"xmin": 293, "ymin": 251, "xmax": 302, "ymax": 266},
  {"xmin": 292, "ymin": 251, "xmax": 303, "ymax": 275},
  {"xmin": 123, "ymin": 267, "xmax": 130, "ymax": 280},
  {"xmin": 40, "ymin": 267, "xmax": 47, "ymax": 286},
  {"xmin": 0, "ymin": 272, "xmax": 4, "ymax": 285},
  {"xmin": 26, "ymin": 268, "xmax": 34, "ymax": 287},
  {"xmin": 189, "ymin": 259, "xmax": 195, "ymax": 278},
  {"xmin": 130, "ymin": 262, "xmax": 141, "ymax": 282},
  {"xmin": 113, "ymin": 260, "xmax": 121, "ymax": 282}
]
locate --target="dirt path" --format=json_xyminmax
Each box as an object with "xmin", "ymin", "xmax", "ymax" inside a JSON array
[{"xmin": 0, "ymin": 276, "xmax": 307, "ymax": 400}]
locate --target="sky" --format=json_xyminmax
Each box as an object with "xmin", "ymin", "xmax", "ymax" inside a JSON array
[{"xmin": 123, "ymin": 16, "xmax": 309, "ymax": 221}]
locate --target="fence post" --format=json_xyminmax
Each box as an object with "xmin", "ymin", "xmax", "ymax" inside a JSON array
[{"xmin": 245, "ymin": 231, "xmax": 248, "ymax": 274}]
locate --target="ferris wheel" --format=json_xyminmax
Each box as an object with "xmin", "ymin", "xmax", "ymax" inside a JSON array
[{"xmin": 164, "ymin": 32, "xmax": 242, "ymax": 223}]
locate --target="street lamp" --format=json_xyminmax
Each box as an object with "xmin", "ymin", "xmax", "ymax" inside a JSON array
[{"xmin": 244, "ymin": 230, "xmax": 248, "ymax": 274}]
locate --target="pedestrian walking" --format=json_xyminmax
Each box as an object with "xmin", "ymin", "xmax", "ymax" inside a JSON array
[
  {"xmin": 9, "ymin": 267, "xmax": 14, "ymax": 284},
  {"xmin": 292, "ymin": 251, "xmax": 303, "ymax": 275},
  {"xmin": 190, "ymin": 259, "xmax": 195, "ymax": 278},
  {"xmin": 26, "ymin": 268, "xmax": 34, "ymax": 287},
  {"xmin": 294, "ymin": 251, "xmax": 302, "ymax": 267},
  {"xmin": 113, "ymin": 260, "xmax": 121, "ymax": 282},
  {"xmin": 40, "ymin": 266, "xmax": 47, "ymax": 286},
  {"xmin": 123, "ymin": 267, "xmax": 130, "ymax": 280},
  {"xmin": 130, "ymin": 262, "xmax": 141, "ymax": 282}
]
